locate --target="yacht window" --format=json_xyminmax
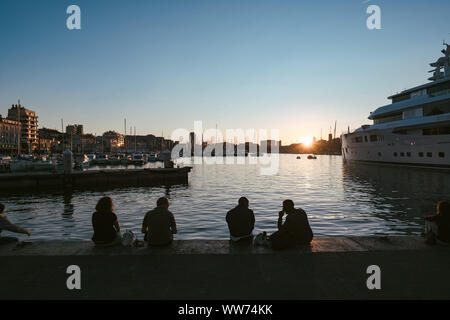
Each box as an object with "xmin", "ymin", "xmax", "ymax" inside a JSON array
[
  {"xmin": 370, "ymin": 135, "xmax": 377, "ymax": 142},
  {"xmin": 419, "ymin": 152, "xmax": 424, "ymax": 157},
  {"xmin": 423, "ymin": 127, "xmax": 450, "ymax": 135},
  {"xmin": 439, "ymin": 152, "xmax": 445, "ymax": 158},
  {"xmin": 394, "ymin": 152, "xmax": 398, "ymax": 157},
  {"xmin": 373, "ymin": 113, "xmax": 402, "ymax": 125},
  {"xmin": 378, "ymin": 152, "xmax": 382, "ymax": 156},
  {"xmin": 427, "ymin": 152, "xmax": 432, "ymax": 158},
  {"xmin": 427, "ymin": 82, "xmax": 450, "ymax": 97},
  {"xmin": 392, "ymin": 94, "xmax": 410, "ymax": 103},
  {"xmin": 403, "ymin": 108, "xmax": 423, "ymax": 119},
  {"xmin": 400, "ymin": 152, "xmax": 405, "ymax": 157},
  {"xmin": 423, "ymin": 100, "xmax": 450, "ymax": 116},
  {"xmin": 407, "ymin": 152, "xmax": 411, "ymax": 157},
  {"xmin": 364, "ymin": 136, "xmax": 368, "ymax": 142}
]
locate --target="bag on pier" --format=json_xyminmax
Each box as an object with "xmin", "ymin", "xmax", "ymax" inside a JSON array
[{"xmin": 122, "ymin": 230, "xmax": 136, "ymax": 247}]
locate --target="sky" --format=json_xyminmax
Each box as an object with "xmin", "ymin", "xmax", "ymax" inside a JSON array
[{"xmin": 0, "ymin": 0, "xmax": 449, "ymax": 145}]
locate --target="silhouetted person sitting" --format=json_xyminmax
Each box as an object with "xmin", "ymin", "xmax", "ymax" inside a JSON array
[
  {"xmin": 92, "ymin": 197, "xmax": 122, "ymax": 246},
  {"xmin": 0, "ymin": 203, "xmax": 31, "ymax": 244},
  {"xmin": 424, "ymin": 200, "xmax": 450, "ymax": 245},
  {"xmin": 269, "ymin": 200, "xmax": 313, "ymax": 250},
  {"xmin": 226, "ymin": 197, "xmax": 255, "ymax": 244},
  {"xmin": 142, "ymin": 197, "xmax": 177, "ymax": 246}
]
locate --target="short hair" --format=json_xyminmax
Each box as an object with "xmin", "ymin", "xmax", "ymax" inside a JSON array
[
  {"xmin": 157, "ymin": 197, "xmax": 170, "ymax": 207},
  {"xmin": 95, "ymin": 196, "xmax": 114, "ymax": 213},
  {"xmin": 0, "ymin": 203, "xmax": 4, "ymax": 213},
  {"xmin": 438, "ymin": 200, "xmax": 450, "ymax": 216},
  {"xmin": 238, "ymin": 197, "xmax": 249, "ymax": 207},
  {"xmin": 283, "ymin": 199, "xmax": 294, "ymax": 209}
]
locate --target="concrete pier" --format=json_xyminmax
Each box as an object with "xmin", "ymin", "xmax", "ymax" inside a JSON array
[
  {"xmin": 1, "ymin": 236, "xmax": 450, "ymax": 299},
  {"xmin": 0, "ymin": 167, "xmax": 192, "ymax": 192}
]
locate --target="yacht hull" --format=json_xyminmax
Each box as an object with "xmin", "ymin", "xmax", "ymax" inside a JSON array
[{"xmin": 342, "ymin": 130, "xmax": 450, "ymax": 168}]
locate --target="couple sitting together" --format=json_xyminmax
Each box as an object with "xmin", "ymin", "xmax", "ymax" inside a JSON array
[
  {"xmin": 92, "ymin": 196, "xmax": 176, "ymax": 247},
  {"xmin": 226, "ymin": 197, "xmax": 313, "ymax": 249}
]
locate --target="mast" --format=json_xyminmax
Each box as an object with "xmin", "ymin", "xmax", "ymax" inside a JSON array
[
  {"xmin": 17, "ymin": 100, "xmax": 21, "ymax": 155},
  {"xmin": 428, "ymin": 42, "xmax": 450, "ymax": 81},
  {"xmin": 124, "ymin": 118, "xmax": 127, "ymax": 153}
]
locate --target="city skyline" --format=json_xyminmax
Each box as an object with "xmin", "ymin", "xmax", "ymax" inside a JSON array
[{"xmin": 1, "ymin": 0, "xmax": 449, "ymax": 144}]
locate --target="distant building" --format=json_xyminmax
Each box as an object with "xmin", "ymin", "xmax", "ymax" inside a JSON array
[
  {"xmin": 81, "ymin": 134, "xmax": 97, "ymax": 153},
  {"xmin": 7, "ymin": 103, "xmax": 38, "ymax": 153},
  {"xmin": 102, "ymin": 131, "xmax": 124, "ymax": 152},
  {"xmin": 260, "ymin": 140, "xmax": 282, "ymax": 153},
  {"xmin": 0, "ymin": 116, "xmax": 21, "ymax": 155},
  {"xmin": 189, "ymin": 132, "xmax": 196, "ymax": 155},
  {"xmin": 38, "ymin": 128, "xmax": 63, "ymax": 154},
  {"xmin": 66, "ymin": 124, "xmax": 84, "ymax": 135},
  {"xmin": 123, "ymin": 134, "xmax": 176, "ymax": 153}
]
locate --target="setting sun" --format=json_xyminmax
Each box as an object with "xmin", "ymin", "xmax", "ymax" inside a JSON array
[{"xmin": 299, "ymin": 136, "xmax": 314, "ymax": 147}]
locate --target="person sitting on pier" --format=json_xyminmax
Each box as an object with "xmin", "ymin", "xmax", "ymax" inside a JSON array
[
  {"xmin": 226, "ymin": 197, "xmax": 255, "ymax": 244},
  {"xmin": 142, "ymin": 197, "xmax": 177, "ymax": 246},
  {"xmin": 269, "ymin": 200, "xmax": 313, "ymax": 250},
  {"xmin": 0, "ymin": 203, "xmax": 31, "ymax": 244},
  {"xmin": 92, "ymin": 197, "xmax": 122, "ymax": 246},
  {"xmin": 424, "ymin": 200, "xmax": 450, "ymax": 245}
]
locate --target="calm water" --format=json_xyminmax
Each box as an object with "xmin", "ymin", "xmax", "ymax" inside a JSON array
[{"xmin": 2, "ymin": 154, "xmax": 449, "ymax": 241}]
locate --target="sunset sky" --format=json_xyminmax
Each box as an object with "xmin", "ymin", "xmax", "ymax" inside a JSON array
[{"xmin": 0, "ymin": 0, "xmax": 449, "ymax": 145}]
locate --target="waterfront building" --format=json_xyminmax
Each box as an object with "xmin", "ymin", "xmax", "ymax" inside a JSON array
[
  {"xmin": 260, "ymin": 140, "xmax": 282, "ymax": 153},
  {"xmin": 7, "ymin": 103, "xmax": 38, "ymax": 153},
  {"xmin": 66, "ymin": 124, "xmax": 84, "ymax": 136},
  {"xmin": 123, "ymin": 134, "xmax": 176, "ymax": 153},
  {"xmin": 38, "ymin": 128, "xmax": 63, "ymax": 154},
  {"xmin": 102, "ymin": 131, "xmax": 124, "ymax": 152},
  {"xmin": 0, "ymin": 116, "xmax": 21, "ymax": 155}
]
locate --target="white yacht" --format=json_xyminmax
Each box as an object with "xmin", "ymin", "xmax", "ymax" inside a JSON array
[{"xmin": 342, "ymin": 43, "xmax": 450, "ymax": 168}]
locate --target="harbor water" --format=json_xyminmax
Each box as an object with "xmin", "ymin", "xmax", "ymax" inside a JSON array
[{"xmin": 1, "ymin": 154, "xmax": 449, "ymax": 241}]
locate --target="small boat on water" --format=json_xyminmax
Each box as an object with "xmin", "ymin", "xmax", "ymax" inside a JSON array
[
  {"xmin": 10, "ymin": 155, "xmax": 57, "ymax": 172},
  {"xmin": 74, "ymin": 155, "xmax": 90, "ymax": 170},
  {"xmin": 94, "ymin": 154, "xmax": 109, "ymax": 166},
  {"xmin": 132, "ymin": 153, "xmax": 147, "ymax": 165},
  {"xmin": 147, "ymin": 152, "xmax": 159, "ymax": 162},
  {"xmin": 109, "ymin": 154, "xmax": 122, "ymax": 165},
  {"xmin": 307, "ymin": 154, "xmax": 317, "ymax": 160},
  {"xmin": 121, "ymin": 154, "xmax": 132, "ymax": 165}
]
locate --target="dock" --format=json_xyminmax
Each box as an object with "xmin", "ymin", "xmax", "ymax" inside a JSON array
[
  {"xmin": 1, "ymin": 236, "xmax": 450, "ymax": 299},
  {"xmin": 0, "ymin": 167, "xmax": 192, "ymax": 192}
]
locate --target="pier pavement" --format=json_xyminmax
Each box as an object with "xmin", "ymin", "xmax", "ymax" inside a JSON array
[{"xmin": 1, "ymin": 236, "xmax": 449, "ymax": 299}]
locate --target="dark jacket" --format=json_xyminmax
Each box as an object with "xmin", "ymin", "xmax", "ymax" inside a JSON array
[
  {"xmin": 143, "ymin": 207, "xmax": 176, "ymax": 246},
  {"xmin": 426, "ymin": 214, "xmax": 450, "ymax": 243},
  {"xmin": 280, "ymin": 208, "xmax": 313, "ymax": 244},
  {"xmin": 226, "ymin": 205, "xmax": 255, "ymax": 238},
  {"xmin": 92, "ymin": 211, "xmax": 118, "ymax": 244}
]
